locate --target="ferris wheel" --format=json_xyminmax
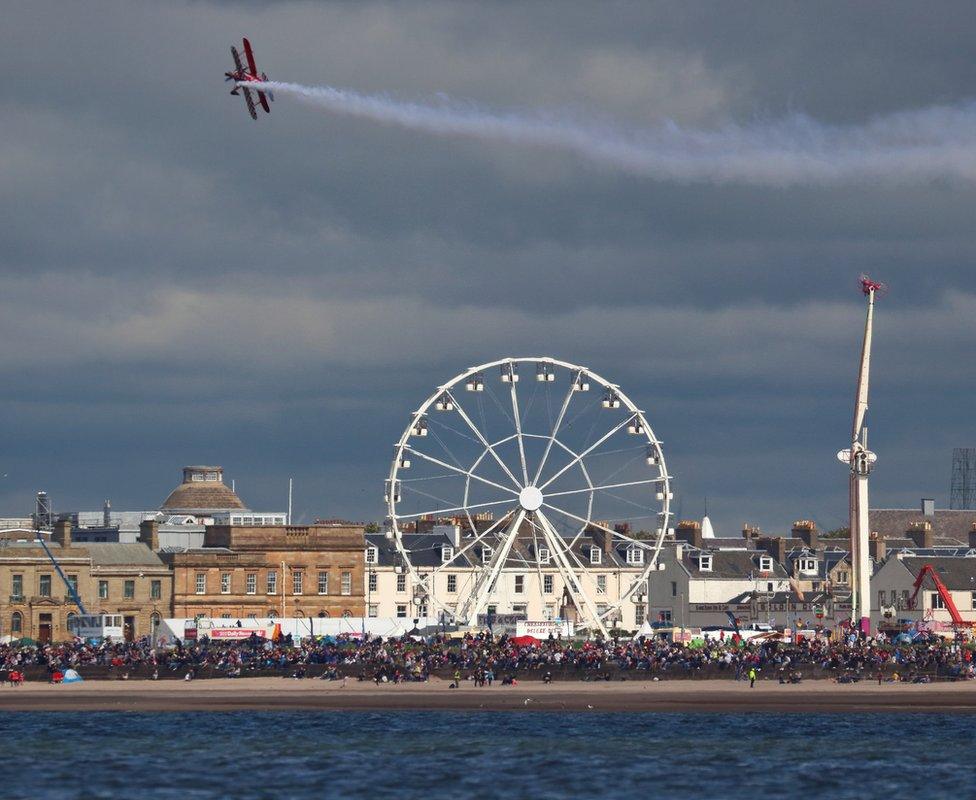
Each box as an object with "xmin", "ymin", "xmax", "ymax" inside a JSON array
[{"xmin": 386, "ymin": 357, "xmax": 672, "ymax": 637}]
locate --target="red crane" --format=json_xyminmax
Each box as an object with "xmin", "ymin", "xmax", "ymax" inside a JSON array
[{"xmin": 907, "ymin": 564, "xmax": 965, "ymax": 627}]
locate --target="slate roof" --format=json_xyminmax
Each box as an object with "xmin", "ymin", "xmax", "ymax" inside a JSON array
[
  {"xmin": 894, "ymin": 556, "xmax": 976, "ymax": 591},
  {"xmin": 81, "ymin": 543, "xmax": 164, "ymax": 567},
  {"xmin": 870, "ymin": 509, "xmax": 976, "ymax": 545},
  {"xmin": 681, "ymin": 547, "xmax": 789, "ymax": 580}
]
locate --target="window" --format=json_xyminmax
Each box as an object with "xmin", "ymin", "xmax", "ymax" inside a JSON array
[
  {"xmin": 698, "ymin": 555, "xmax": 713, "ymax": 572},
  {"xmin": 67, "ymin": 574, "xmax": 78, "ymax": 594},
  {"xmin": 597, "ymin": 575, "xmax": 607, "ymax": 594},
  {"xmin": 11, "ymin": 574, "xmax": 22, "ymax": 599},
  {"xmin": 396, "ymin": 604, "xmax": 408, "ymax": 618},
  {"xmin": 800, "ymin": 558, "xmax": 817, "ymax": 574},
  {"xmin": 512, "ymin": 604, "xmax": 527, "ymax": 615},
  {"xmin": 317, "ymin": 572, "xmax": 329, "ymax": 595},
  {"xmin": 766, "ymin": 582, "xmax": 774, "ymax": 593},
  {"xmin": 341, "ymin": 571, "xmax": 351, "ymax": 596},
  {"xmin": 932, "ymin": 592, "xmax": 946, "ymax": 610},
  {"xmin": 11, "ymin": 612, "xmax": 22, "ymax": 634},
  {"xmin": 759, "ymin": 556, "xmax": 773, "ymax": 572},
  {"xmin": 590, "ymin": 548, "xmax": 602, "ymax": 565},
  {"xmin": 626, "ymin": 547, "xmax": 644, "ymax": 566},
  {"xmin": 441, "ymin": 546, "xmax": 454, "ymax": 564},
  {"xmin": 836, "ymin": 571, "xmax": 849, "ymax": 584},
  {"xmin": 544, "ymin": 605, "xmax": 556, "ymax": 620},
  {"xmin": 447, "ymin": 574, "xmax": 457, "ymax": 593},
  {"xmin": 514, "ymin": 575, "xmax": 524, "ymax": 594},
  {"xmin": 151, "ymin": 580, "xmax": 161, "ymax": 600},
  {"xmin": 124, "ymin": 580, "xmax": 135, "ymax": 599},
  {"xmin": 368, "ymin": 572, "xmax": 377, "ymax": 593},
  {"xmin": 267, "ymin": 571, "xmax": 277, "ymax": 595},
  {"xmin": 397, "ymin": 573, "xmax": 406, "ymax": 593},
  {"xmin": 481, "ymin": 546, "xmax": 493, "ymax": 564},
  {"xmin": 971, "ymin": 592, "xmax": 976, "ymax": 611},
  {"xmin": 365, "ymin": 546, "xmax": 378, "ymax": 564},
  {"xmin": 635, "ymin": 604, "xmax": 646, "ymax": 626},
  {"xmin": 221, "ymin": 613, "xmax": 232, "ymax": 619},
  {"xmin": 368, "ymin": 604, "xmax": 379, "ymax": 618},
  {"xmin": 878, "ymin": 590, "xmax": 887, "ymax": 608},
  {"xmin": 220, "ymin": 572, "xmax": 231, "ymax": 594},
  {"xmin": 660, "ymin": 610, "xmax": 672, "ymax": 623},
  {"xmin": 538, "ymin": 548, "xmax": 550, "ymax": 565},
  {"xmin": 292, "ymin": 571, "xmax": 303, "ymax": 595},
  {"xmin": 245, "ymin": 574, "xmax": 256, "ymax": 595},
  {"xmin": 543, "ymin": 575, "xmax": 554, "ymax": 594},
  {"xmin": 671, "ymin": 581, "xmax": 677, "ymax": 597},
  {"xmin": 39, "ymin": 574, "xmax": 52, "ymax": 597},
  {"xmin": 98, "ymin": 580, "xmax": 109, "ymax": 600},
  {"xmin": 596, "ymin": 603, "xmax": 607, "ymax": 617},
  {"xmin": 195, "ymin": 573, "xmax": 206, "ymax": 595},
  {"xmin": 150, "ymin": 612, "xmax": 161, "ymax": 634}
]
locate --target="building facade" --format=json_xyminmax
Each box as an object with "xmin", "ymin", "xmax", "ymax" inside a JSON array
[{"xmin": 162, "ymin": 523, "xmax": 366, "ymax": 621}]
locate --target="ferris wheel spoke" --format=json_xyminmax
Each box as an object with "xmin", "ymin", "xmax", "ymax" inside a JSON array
[
  {"xmin": 545, "ymin": 477, "xmax": 665, "ymax": 500},
  {"xmin": 538, "ymin": 413, "xmax": 637, "ymax": 491},
  {"xmin": 401, "ymin": 483, "xmax": 460, "ymax": 511},
  {"xmin": 461, "ymin": 509, "xmax": 526, "ymax": 625},
  {"xmin": 509, "ymin": 374, "xmax": 530, "ymax": 486},
  {"xmin": 394, "ymin": 497, "xmax": 515, "ymax": 521},
  {"xmin": 531, "ymin": 368, "xmax": 580, "ymax": 486},
  {"xmin": 444, "ymin": 509, "xmax": 514, "ymax": 565},
  {"xmin": 402, "ymin": 446, "xmax": 519, "ymax": 497},
  {"xmin": 445, "ymin": 389, "xmax": 523, "ymax": 490},
  {"xmin": 535, "ymin": 509, "xmax": 610, "ymax": 638}
]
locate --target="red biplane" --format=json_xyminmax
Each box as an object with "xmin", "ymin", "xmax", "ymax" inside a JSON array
[{"xmin": 225, "ymin": 37, "xmax": 273, "ymax": 120}]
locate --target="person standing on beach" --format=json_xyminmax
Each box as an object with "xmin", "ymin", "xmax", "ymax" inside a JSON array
[{"xmin": 748, "ymin": 667, "xmax": 757, "ymax": 688}]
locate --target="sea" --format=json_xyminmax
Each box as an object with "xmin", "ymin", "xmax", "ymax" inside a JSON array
[{"xmin": 4, "ymin": 711, "xmax": 967, "ymax": 799}]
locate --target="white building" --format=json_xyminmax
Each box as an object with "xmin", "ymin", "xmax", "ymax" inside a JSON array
[{"xmin": 364, "ymin": 530, "xmax": 649, "ymax": 632}]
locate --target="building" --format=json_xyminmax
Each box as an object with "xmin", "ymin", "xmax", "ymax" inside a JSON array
[
  {"xmin": 364, "ymin": 525, "xmax": 649, "ymax": 632},
  {"xmin": 871, "ymin": 554, "xmax": 976, "ymax": 629},
  {"xmin": 63, "ymin": 465, "xmax": 286, "ymax": 549},
  {"xmin": 870, "ymin": 499, "xmax": 976, "ymax": 548},
  {"xmin": 0, "ymin": 520, "xmax": 171, "ymax": 642},
  {"xmin": 648, "ymin": 542, "xmax": 792, "ymax": 628},
  {"xmin": 161, "ymin": 522, "xmax": 366, "ymax": 621}
]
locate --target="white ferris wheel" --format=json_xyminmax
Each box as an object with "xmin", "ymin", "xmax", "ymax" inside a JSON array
[{"xmin": 385, "ymin": 357, "xmax": 672, "ymax": 637}]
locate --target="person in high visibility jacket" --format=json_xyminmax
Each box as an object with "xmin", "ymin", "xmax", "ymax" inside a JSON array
[{"xmin": 748, "ymin": 667, "xmax": 757, "ymax": 687}]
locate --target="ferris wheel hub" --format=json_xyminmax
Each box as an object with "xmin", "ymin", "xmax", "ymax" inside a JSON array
[{"xmin": 518, "ymin": 485, "xmax": 544, "ymax": 512}]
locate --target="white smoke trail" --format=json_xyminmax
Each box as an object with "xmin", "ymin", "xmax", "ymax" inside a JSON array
[{"xmin": 247, "ymin": 80, "xmax": 976, "ymax": 186}]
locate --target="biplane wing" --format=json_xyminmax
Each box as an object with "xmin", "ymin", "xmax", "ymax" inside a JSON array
[{"xmin": 241, "ymin": 86, "xmax": 258, "ymax": 120}]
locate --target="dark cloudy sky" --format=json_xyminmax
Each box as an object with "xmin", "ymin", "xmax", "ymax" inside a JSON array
[{"xmin": 2, "ymin": 2, "xmax": 974, "ymax": 533}]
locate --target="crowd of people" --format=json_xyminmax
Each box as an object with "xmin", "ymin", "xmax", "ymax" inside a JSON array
[{"xmin": 2, "ymin": 628, "xmax": 976, "ymax": 683}]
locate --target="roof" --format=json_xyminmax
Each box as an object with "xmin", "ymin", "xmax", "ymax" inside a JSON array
[
  {"xmin": 682, "ymin": 548, "xmax": 789, "ymax": 580},
  {"xmin": 80, "ymin": 543, "xmax": 164, "ymax": 567},
  {"xmin": 870, "ymin": 509, "xmax": 976, "ymax": 545},
  {"xmin": 894, "ymin": 556, "xmax": 976, "ymax": 591},
  {"xmin": 784, "ymin": 547, "xmax": 850, "ymax": 579},
  {"xmin": 160, "ymin": 474, "xmax": 246, "ymax": 513}
]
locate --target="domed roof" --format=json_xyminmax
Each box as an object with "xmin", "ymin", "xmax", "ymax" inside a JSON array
[{"xmin": 160, "ymin": 466, "xmax": 247, "ymax": 513}]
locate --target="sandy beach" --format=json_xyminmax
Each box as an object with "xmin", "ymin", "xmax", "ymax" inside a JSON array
[{"xmin": 3, "ymin": 677, "xmax": 976, "ymax": 713}]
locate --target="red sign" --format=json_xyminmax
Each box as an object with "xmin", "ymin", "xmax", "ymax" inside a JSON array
[
  {"xmin": 208, "ymin": 628, "xmax": 267, "ymax": 640},
  {"xmin": 183, "ymin": 627, "xmax": 198, "ymax": 640}
]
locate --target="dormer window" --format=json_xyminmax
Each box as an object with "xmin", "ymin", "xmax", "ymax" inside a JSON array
[
  {"xmin": 365, "ymin": 546, "xmax": 378, "ymax": 565},
  {"xmin": 538, "ymin": 547, "xmax": 550, "ymax": 565},
  {"xmin": 699, "ymin": 554, "xmax": 713, "ymax": 572},
  {"xmin": 758, "ymin": 556, "xmax": 773, "ymax": 572},
  {"xmin": 481, "ymin": 546, "xmax": 493, "ymax": 565},
  {"xmin": 626, "ymin": 546, "xmax": 644, "ymax": 565},
  {"xmin": 441, "ymin": 545, "xmax": 454, "ymax": 564},
  {"xmin": 590, "ymin": 548, "xmax": 602, "ymax": 565},
  {"xmin": 799, "ymin": 558, "xmax": 817, "ymax": 574}
]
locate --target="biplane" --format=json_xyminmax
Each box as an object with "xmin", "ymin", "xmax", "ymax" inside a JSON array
[{"xmin": 225, "ymin": 37, "xmax": 273, "ymax": 120}]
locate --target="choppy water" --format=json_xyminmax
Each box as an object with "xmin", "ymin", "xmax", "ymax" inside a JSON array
[{"xmin": 2, "ymin": 711, "xmax": 967, "ymax": 799}]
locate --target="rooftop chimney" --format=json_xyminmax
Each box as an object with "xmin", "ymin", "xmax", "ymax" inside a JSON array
[
  {"xmin": 139, "ymin": 519, "xmax": 160, "ymax": 551},
  {"xmin": 791, "ymin": 520, "xmax": 819, "ymax": 548},
  {"xmin": 675, "ymin": 520, "xmax": 703, "ymax": 549},
  {"xmin": 868, "ymin": 532, "xmax": 887, "ymax": 562},
  {"xmin": 52, "ymin": 518, "xmax": 72, "ymax": 548},
  {"xmin": 103, "ymin": 499, "xmax": 112, "ymax": 528},
  {"xmin": 907, "ymin": 520, "xmax": 934, "ymax": 549},
  {"xmin": 756, "ymin": 536, "xmax": 787, "ymax": 564},
  {"xmin": 922, "ymin": 498, "xmax": 935, "ymax": 517},
  {"xmin": 969, "ymin": 523, "xmax": 976, "ymax": 550}
]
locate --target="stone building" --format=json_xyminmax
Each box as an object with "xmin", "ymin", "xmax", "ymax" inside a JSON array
[
  {"xmin": 0, "ymin": 520, "xmax": 171, "ymax": 642},
  {"xmin": 161, "ymin": 522, "xmax": 366, "ymax": 621}
]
